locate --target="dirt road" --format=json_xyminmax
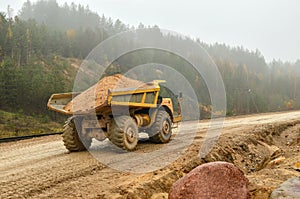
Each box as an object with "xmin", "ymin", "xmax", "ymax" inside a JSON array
[{"xmin": 1, "ymin": 111, "xmax": 300, "ymax": 198}]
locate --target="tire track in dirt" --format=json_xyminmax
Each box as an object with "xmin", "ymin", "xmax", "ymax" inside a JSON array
[
  {"xmin": 1, "ymin": 151, "xmax": 105, "ymax": 198},
  {"xmin": 0, "ymin": 136, "xmax": 106, "ymax": 198}
]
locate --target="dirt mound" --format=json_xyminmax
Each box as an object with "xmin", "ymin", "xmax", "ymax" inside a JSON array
[
  {"xmin": 203, "ymin": 122, "xmax": 298, "ymax": 173},
  {"xmin": 64, "ymin": 74, "xmax": 146, "ymax": 113},
  {"xmin": 203, "ymin": 121, "xmax": 300, "ymax": 198}
]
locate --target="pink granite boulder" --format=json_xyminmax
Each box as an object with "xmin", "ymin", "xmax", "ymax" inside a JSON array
[{"xmin": 169, "ymin": 161, "xmax": 249, "ymax": 199}]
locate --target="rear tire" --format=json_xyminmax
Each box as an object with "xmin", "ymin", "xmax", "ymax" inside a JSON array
[
  {"xmin": 62, "ymin": 117, "xmax": 91, "ymax": 152},
  {"xmin": 149, "ymin": 110, "xmax": 172, "ymax": 143},
  {"xmin": 109, "ymin": 116, "xmax": 139, "ymax": 151}
]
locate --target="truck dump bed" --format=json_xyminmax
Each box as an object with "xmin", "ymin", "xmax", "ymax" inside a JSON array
[{"xmin": 47, "ymin": 74, "xmax": 160, "ymax": 115}]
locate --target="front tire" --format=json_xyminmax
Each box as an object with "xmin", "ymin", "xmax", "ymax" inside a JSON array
[
  {"xmin": 149, "ymin": 109, "xmax": 172, "ymax": 143},
  {"xmin": 62, "ymin": 117, "xmax": 91, "ymax": 152},
  {"xmin": 109, "ymin": 116, "xmax": 139, "ymax": 151}
]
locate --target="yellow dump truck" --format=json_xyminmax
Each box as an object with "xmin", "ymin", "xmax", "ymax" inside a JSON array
[{"xmin": 47, "ymin": 74, "xmax": 182, "ymax": 151}]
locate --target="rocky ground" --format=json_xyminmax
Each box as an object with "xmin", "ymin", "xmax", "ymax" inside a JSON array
[{"xmin": 0, "ymin": 111, "xmax": 300, "ymax": 198}]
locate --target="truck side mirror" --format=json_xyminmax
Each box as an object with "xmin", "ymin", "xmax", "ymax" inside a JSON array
[{"xmin": 179, "ymin": 92, "xmax": 183, "ymax": 98}]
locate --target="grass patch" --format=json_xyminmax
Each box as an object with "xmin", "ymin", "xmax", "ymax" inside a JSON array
[{"xmin": 0, "ymin": 110, "xmax": 63, "ymax": 139}]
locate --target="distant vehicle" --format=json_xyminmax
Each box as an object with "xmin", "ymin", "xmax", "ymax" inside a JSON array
[{"xmin": 47, "ymin": 75, "xmax": 182, "ymax": 152}]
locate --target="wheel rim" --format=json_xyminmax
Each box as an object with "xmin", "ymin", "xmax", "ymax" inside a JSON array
[
  {"xmin": 125, "ymin": 126, "xmax": 137, "ymax": 143},
  {"xmin": 162, "ymin": 120, "xmax": 170, "ymax": 135}
]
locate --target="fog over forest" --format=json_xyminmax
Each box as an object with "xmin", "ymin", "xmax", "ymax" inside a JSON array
[{"xmin": 0, "ymin": 0, "xmax": 299, "ymax": 119}]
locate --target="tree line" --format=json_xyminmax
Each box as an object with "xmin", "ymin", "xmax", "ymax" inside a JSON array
[{"xmin": 0, "ymin": 0, "xmax": 299, "ymax": 119}]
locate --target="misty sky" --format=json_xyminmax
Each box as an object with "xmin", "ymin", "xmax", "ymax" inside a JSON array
[{"xmin": 1, "ymin": 0, "xmax": 299, "ymax": 62}]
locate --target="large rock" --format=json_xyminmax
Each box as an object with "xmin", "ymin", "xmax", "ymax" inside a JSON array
[
  {"xmin": 169, "ymin": 161, "xmax": 249, "ymax": 199},
  {"xmin": 270, "ymin": 177, "xmax": 300, "ymax": 198}
]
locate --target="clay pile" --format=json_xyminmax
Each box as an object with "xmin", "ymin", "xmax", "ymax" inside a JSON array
[{"xmin": 64, "ymin": 74, "xmax": 146, "ymax": 113}]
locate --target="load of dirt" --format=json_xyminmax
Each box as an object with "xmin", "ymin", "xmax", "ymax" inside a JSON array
[{"xmin": 64, "ymin": 74, "xmax": 150, "ymax": 113}]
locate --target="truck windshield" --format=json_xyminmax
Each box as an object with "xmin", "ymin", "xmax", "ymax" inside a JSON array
[{"xmin": 159, "ymin": 85, "xmax": 180, "ymax": 115}]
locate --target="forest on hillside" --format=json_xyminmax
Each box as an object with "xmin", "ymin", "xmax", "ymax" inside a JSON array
[{"xmin": 0, "ymin": 0, "xmax": 299, "ymax": 119}]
